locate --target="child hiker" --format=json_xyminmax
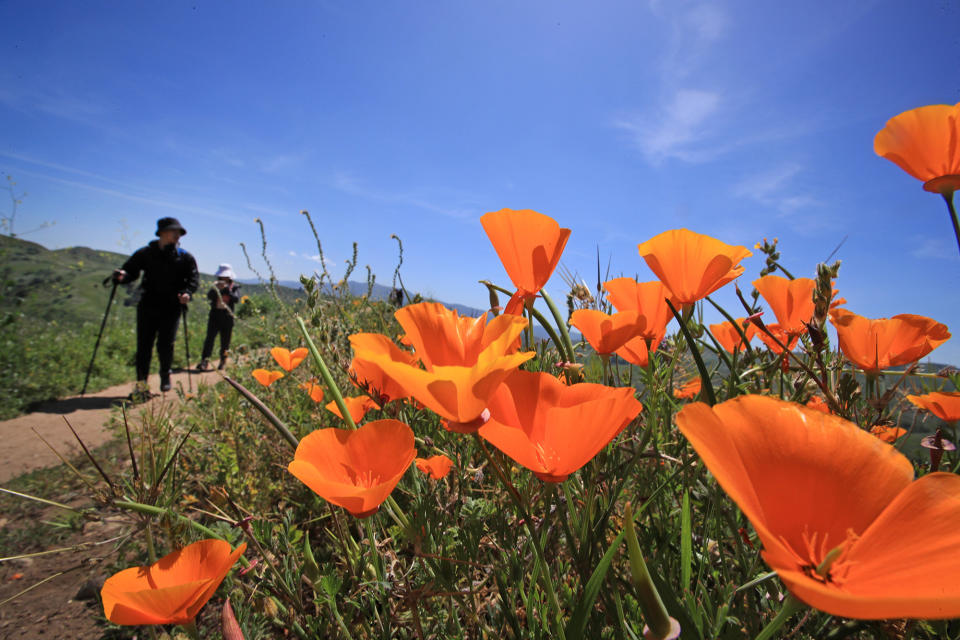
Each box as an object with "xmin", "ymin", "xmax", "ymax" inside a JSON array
[
  {"xmin": 197, "ymin": 264, "xmax": 240, "ymax": 371},
  {"xmin": 113, "ymin": 217, "xmax": 199, "ymax": 400}
]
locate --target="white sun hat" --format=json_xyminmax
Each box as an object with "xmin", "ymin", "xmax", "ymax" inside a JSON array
[{"xmin": 215, "ymin": 263, "xmax": 236, "ymax": 279}]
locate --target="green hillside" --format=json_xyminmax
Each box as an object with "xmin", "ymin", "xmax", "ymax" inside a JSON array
[{"xmin": 0, "ymin": 234, "xmax": 297, "ymax": 418}]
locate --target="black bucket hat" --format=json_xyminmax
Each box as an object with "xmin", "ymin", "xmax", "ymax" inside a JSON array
[{"xmin": 155, "ymin": 217, "xmax": 187, "ymax": 236}]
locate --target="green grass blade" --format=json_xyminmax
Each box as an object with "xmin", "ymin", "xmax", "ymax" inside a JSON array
[
  {"xmin": 565, "ymin": 529, "xmax": 625, "ymax": 640},
  {"xmin": 681, "ymin": 490, "xmax": 692, "ymax": 593}
]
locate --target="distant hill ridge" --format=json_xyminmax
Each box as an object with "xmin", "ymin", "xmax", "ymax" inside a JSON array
[
  {"xmin": 0, "ymin": 234, "xmax": 490, "ymax": 324},
  {"xmin": 238, "ymin": 277, "xmax": 487, "ymax": 318}
]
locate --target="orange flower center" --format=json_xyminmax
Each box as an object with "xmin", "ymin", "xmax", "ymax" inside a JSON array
[
  {"xmin": 346, "ymin": 467, "xmax": 383, "ymax": 489},
  {"xmin": 791, "ymin": 527, "xmax": 860, "ymax": 587},
  {"xmin": 533, "ymin": 442, "xmax": 561, "ymax": 473}
]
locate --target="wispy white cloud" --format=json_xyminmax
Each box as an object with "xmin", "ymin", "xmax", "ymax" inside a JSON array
[
  {"xmin": 651, "ymin": 1, "xmax": 728, "ymax": 79},
  {"xmin": 731, "ymin": 162, "xmax": 820, "ymax": 218},
  {"xmin": 331, "ymin": 171, "xmax": 476, "ymax": 220},
  {"xmin": 305, "ymin": 253, "xmax": 335, "ymax": 267},
  {"xmin": 909, "ymin": 235, "xmax": 960, "ymax": 261},
  {"xmin": 615, "ymin": 88, "xmax": 722, "ymax": 163},
  {"xmin": 261, "ymin": 152, "xmax": 310, "ymax": 174},
  {"xmin": 613, "ymin": 2, "xmax": 731, "ymax": 164},
  {"xmin": 0, "ymin": 82, "xmax": 115, "ymax": 132},
  {"xmin": 241, "ymin": 203, "xmax": 291, "ymax": 218},
  {"xmin": 3, "ymin": 165, "xmax": 247, "ymax": 224},
  {"xmin": 0, "ymin": 151, "xmax": 145, "ymax": 191}
]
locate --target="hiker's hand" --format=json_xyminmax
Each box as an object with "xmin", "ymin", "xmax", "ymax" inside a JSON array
[
  {"xmin": 112, "ymin": 269, "xmax": 126, "ymax": 283},
  {"xmin": 178, "ymin": 293, "xmax": 191, "ymax": 305}
]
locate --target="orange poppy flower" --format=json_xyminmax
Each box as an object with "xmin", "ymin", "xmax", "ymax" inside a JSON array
[
  {"xmin": 481, "ymin": 208, "xmax": 571, "ymax": 315},
  {"xmin": 415, "ymin": 454, "xmax": 454, "ymax": 480},
  {"xmin": 870, "ymin": 425, "xmax": 907, "ymax": 443},
  {"xmin": 326, "ymin": 396, "xmax": 380, "ymax": 424},
  {"xmin": 570, "ymin": 309, "xmax": 648, "ymax": 356},
  {"xmin": 830, "ymin": 281, "xmax": 846, "ymax": 310},
  {"xmin": 906, "ymin": 391, "xmax": 960, "ymax": 423},
  {"xmin": 677, "ymin": 395, "xmax": 960, "ymax": 619},
  {"xmin": 479, "ymin": 370, "xmax": 642, "ymax": 482},
  {"xmin": 805, "ymin": 395, "xmax": 831, "ymax": 415},
  {"xmin": 270, "ymin": 347, "xmax": 309, "ymax": 372},
  {"xmin": 709, "ymin": 318, "xmax": 755, "ymax": 354},
  {"xmin": 637, "ymin": 229, "xmax": 752, "ymax": 305},
  {"xmin": 252, "ymin": 369, "xmax": 284, "ymax": 387},
  {"xmin": 299, "ymin": 380, "xmax": 324, "ymax": 404},
  {"xmin": 101, "ymin": 539, "xmax": 246, "ymax": 625},
  {"xmin": 673, "ymin": 377, "xmax": 701, "ymax": 400},
  {"xmin": 829, "ymin": 309, "xmax": 951, "ymax": 373},
  {"xmin": 350, "ymin": 302, "xmax": 534, "ymax": 430},
  {"xmin": 753, "ymin": 276, "xmax": 815, "ymax": 336},
  {"xmin": 288, "ymin": 419, "xmax": 415, "ymax": 518},
  {"xmin": 615, "ymin": 335, "xmax": 650, "ymax": 368},
  {"xmin": 348, "ymin": 334, "xmax": 415, "ymax": 404},
  {"xmin": 755, "ymin": 323, "xmax": 800, "ymax": 355},
  {"xmin": 874, "ymin": 102, "xmax": 960, "ymax": 195},
  {"xmin": 602, "ymin": 278, "xmax": 674, "ymax": 346}
]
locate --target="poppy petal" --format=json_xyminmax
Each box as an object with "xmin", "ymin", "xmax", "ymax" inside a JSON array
[
  {"xmin": 676, "ymin": 397, "xmax": 914, "ymax": 567},
  {"xmin": 778, "ymin": 473, "xmax": 960, "ymax": 619},
  {"xmin": 288, "ymin": 420, "xmax": 416, "ymax": 517},
  {"xmin": 481, "ymin": 208, "xmax": 571, "ymax": 293}
]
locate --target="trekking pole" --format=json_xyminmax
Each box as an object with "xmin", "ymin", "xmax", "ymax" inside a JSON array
[
  {"xmin": 81, "ymin": 276, "xmax": 118, "ymax": 397},
  {"xmin": 182, "ymin": 304, "xmax": 193, "ymax": 392}
]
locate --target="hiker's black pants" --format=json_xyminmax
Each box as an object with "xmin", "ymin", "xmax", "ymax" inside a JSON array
[
  {"xmin": 201, "ymin": 309, "xmax": 234, "ymax": 360},
  {"xmin": 136, "ymin": 303, "xmax": 182, "ymax": 381}
]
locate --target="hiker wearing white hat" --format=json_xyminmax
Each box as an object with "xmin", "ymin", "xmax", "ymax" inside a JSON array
[{"xmin": 198, "ymin": 263, "xmax": 240, "ymax": 371}]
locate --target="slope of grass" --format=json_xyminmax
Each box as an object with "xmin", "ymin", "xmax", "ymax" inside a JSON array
[{"xmin": 0, "ymin": 234, "xmax": 300, "ymax": 418}]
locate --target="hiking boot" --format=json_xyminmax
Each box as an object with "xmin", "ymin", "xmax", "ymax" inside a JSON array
[
  {"xmin": 197, "ymin": 359, "xmax": 211, "ymax": 371},
  {"xmin": 160, "ymin": 373, "xmax": 172, "ymax": 392},
  {"xmin": 128, "ymin": 381, "xmax": 151, "ymax": 404},
  {"xmin": 217, "ymin": 356, "xmax": 228, "ymax": 370}
]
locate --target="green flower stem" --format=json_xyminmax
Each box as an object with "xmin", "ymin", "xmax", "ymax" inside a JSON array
[
  {"xmin": 475, "ymin": 436, "xmax": 567, "ymax": 640},
  {"xmin": 871, "ymin": 368, "xmax": 942, "ymax": 379},
  {"xmin": 752, "ymin": 321, "xmax": 843, "ymax": 414},
  {"xmin": 115, "ymin": 500, "xmax": 222, "ymax": 539},
  {"xmin": 666, "ymin": 299, "xmax": 716, "ymax": 406},
  {"xmin": 297, "ymin": 318, "xmax": 414, "ymax": 534},
  {"xmin": 364, "ymin": 519, "xmax": 385, "ymax": 582},
  {"xmin": 297, "ymin": 316, "xmax": 356, "ymax": 430},
  {"xmin": 705, "ymin": 295, "xmax": 755, "ymax": 358},
  {"xmin": 0, "ymin": 487, "xmax": 88, "ymax": 514},
  {"xmin": 541, "ymin": 289, "xmax": 578, "ymax": 367},
  {"xmin": 222, "ymin": 374, "xmax": 299, "ymax": 449},
  {"xmin": 943, "ymin": 192, "xmax": 960, "ymax": 257},
  {"xmin": 524, "ymin": 297, "xmax": 536, "ymax": 352},
  {"xmin": 144, "ymin": 522, "xmax": 157, "ymax": 563},
  {"xmin": 483, "ymin": 281, "xmax": 571, "ymax": 364},
  {"xmin": 623, "ymin": 502, "xmax": 675, "ymax": 639},
  {"xmin": 326, "ymin": 592, "xmax": 356, "ymax": 640},
  {"xmin": 383, "ymin": 495, "xmax": 411, "ymax": 531},
  {"xmin": 180, "ymin": 619, "xmax": 201, "ymax": 640},
  {"xmin": 754, "ymin": 593, "xmax": 806, "ymax": 640}
]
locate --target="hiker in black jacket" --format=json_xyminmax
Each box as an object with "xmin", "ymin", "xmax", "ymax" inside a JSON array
[
  {"xmin": 113, "ymin": 217, "xmax": 199, "ymax": 397},
  {"xmin": 197, "ymin": 263, "xmax": 240, "ymax": 371}
]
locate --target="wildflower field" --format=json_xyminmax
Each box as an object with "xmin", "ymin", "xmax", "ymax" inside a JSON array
[{"xmin": 4, "ymin": 103, "xmax": 960, "ymax": 640}]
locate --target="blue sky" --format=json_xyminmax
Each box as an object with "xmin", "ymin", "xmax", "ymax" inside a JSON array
[{"xmin": 2, "ymin": 1, "xmax": 959, "ymax": 363}]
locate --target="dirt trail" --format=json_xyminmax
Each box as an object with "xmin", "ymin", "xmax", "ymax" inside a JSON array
[{"xmin": 0, "ymin": 370, "xmax": 221, "ymax": 484}]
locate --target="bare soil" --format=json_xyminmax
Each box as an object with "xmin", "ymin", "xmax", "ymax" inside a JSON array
[
  {"xmin": 0, "ymin": 370, "xmax": 220, "ymax": 483},
  {"xmin": 0, "ymin": 369, "xmax": 222, "ymax": 639}
]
